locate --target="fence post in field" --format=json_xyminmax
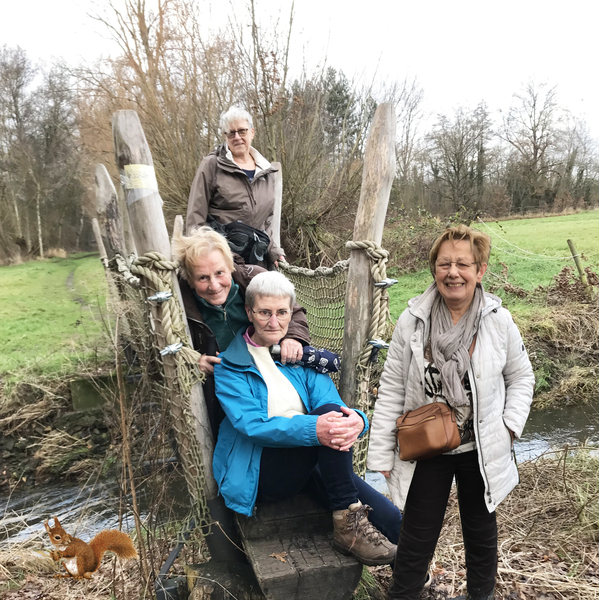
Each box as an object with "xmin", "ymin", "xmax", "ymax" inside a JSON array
[
  {"xmin": 339, "ymin": 103, "xmax": 396, "ymax": 408},
  {"xmin": 271, "ymin": 161, "xmax": 283, "ymax": 252},
  {"xmin": 567, "ymin": 238, "xmax": 593, "ymax": 299},
  {"xmin": 112, "ymin": 110, "xmax": 217, "ymax": 504}
]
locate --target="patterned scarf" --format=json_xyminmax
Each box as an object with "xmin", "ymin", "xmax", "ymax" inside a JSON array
[{"xmin": 429, "ymin": 282, "xmax": 483, "ymax": 407}]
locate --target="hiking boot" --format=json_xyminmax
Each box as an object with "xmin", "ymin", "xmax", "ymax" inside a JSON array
[{"xmin": 332, "ymin": 501, "xmax": 397, "ymax": 566}]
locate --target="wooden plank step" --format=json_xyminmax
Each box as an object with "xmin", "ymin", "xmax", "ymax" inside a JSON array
[{"xmin": 236, "ymin": 494, "xmax": 363, "ymax": 600}]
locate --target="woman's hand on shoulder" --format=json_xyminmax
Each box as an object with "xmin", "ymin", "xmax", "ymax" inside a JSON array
[
  {"xmin": 199, "ymin": 353, "xmax": 221, "ymax": 374},
  {"xmin": 280, "ymin": 338, "xmax": 303, "ymax": 364}
]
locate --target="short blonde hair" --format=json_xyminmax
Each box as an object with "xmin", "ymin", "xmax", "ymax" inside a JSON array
[
  {"xmin": 173, "ymin": 226, "xmax": 235, "ymax": 283},
  {"xmin": 429, "ymin": 224, "xmax": 491, "ymax": 275}
]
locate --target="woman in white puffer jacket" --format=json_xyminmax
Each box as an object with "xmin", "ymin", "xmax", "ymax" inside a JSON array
[{"xmin": 367, "ymin": 224, "xmax": 534, "ymax": 600}]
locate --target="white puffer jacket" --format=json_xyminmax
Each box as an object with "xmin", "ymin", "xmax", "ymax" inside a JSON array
[{"xmin": 367, "ymin": 289, "xmax": 535, "ymax": 513}]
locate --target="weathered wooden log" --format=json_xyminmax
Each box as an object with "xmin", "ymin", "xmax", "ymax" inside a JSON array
[
  {"xmin": 118, "ymin": 183, "xmax": 138, "ymax": 258},
  {"xmin": 339, "ymin": 103, "xmax": 396, "ymax": 407},
  {"xmin": 271, "ymin": 162, "xmax": 283, "ymax": 253},
  {"xmin": 91, "ymin": 218, "xmax": 109, "ymax": 270},
  {"xmin": 95, "ymin": 164, "xmax": 127, "ymax": 258},
  {"xmin": 235, "ymin": 494, "xmax": 362, "ymax": 600},
  {"xmin": 187, "ymin": 562, "xmax": 265, "ymax": 600},
  {"xmin": 112, "ymin": 110, "xmax": 217, "ymax": 500}
]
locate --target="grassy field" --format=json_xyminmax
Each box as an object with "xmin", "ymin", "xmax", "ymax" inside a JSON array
[
  {"xmin": 387, "ymin": 210, "xmax": 599, "ymax": 320},
  {"xmin": 2, "ymin": 211, "xmax": 598, "ymax": 379},
  {"xmin": 0, "ymin": 254, "xmax": 110, "ymax": 376}
]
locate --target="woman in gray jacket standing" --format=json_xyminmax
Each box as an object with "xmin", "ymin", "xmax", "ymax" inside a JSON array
[
  {"xmin": 186, "ymin": 106, "xmax": 285, "ymax": 266},
  {"xmin": 367, "ymin": 224, "xmax": 534, "ymax": 600}
]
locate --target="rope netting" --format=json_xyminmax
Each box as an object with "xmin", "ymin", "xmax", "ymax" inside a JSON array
[
  {"xmin": 280, "ymin": 240, "xmax": 392, "ymax": 476},
  {"xmin": 106, "ymin": 253, "xmax": 212, "ymax": 534},
  {"xmin": 279, "ymin": 260, "xmax": 349, "ymax": 357},
  {"xmin": 105, "ymin": 241, "xmax": 391, "ymax": 525}
]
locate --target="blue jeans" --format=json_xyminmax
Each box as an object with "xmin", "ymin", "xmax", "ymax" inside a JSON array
[
  {"xmin": 388, "ymin": 450, "xmax": 497, "ymax": 599},
  {"xmin": 257, "ymin": 403, "xmax": 402, "ymax": 545}
]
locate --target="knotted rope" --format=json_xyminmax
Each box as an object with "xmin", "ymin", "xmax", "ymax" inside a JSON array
[
  {"xmin": 127, "ymin": 252, "xmax": 210, "ymax": 531},
  {"xmin": 345, "ymin": 240, "xmax": 392, "ymax": 476},
  {"xmin": 131, "ymin": 252, "xmax": 203, "ymax": 369},
  {"xmin": 345, "ymin": 240, "xmax": 391, "ymax": 371},
  {"xmin": 282, "ymin": 242, "xmax": 393, "ymax": 477}
]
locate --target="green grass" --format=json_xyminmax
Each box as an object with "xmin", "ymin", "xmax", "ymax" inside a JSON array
[
  {"xmin": 388, "ymin": 210, "xmax": 599, "ymax": 319},
  {"xmin": 0, "ymin": 254, "xmax": 110, "ymax": 376}
]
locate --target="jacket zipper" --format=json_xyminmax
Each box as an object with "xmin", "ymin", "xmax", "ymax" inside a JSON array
[{"xmin": 471, "ymin": 366, "xmax": 493, "ymax": 507}]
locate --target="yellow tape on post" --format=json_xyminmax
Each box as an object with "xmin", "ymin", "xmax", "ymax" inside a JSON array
[{"xmin": 121, "ymin": 164, "xmax": 160, "ymax": 206}]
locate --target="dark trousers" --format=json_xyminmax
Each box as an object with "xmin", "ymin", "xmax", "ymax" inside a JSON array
[
  {"xmin": 257, "ymin": 403, "xmax": 402, "ymax": 545},
  {"xmin": 389, "ymin": 450, "xmax": 497, "ymax": 600}
]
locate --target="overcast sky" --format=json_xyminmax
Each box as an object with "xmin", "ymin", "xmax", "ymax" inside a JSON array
[{"xmin": 3, "ymin": 0, "xmax": 599, "ymax": 139}]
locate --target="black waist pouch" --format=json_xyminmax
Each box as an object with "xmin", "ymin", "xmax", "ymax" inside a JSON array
[{"xmin": 207, "ymin": 216, "xmax": 270, "ymax": 266}]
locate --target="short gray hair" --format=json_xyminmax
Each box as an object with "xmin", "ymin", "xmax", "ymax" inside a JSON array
[
  {"xmin": 245, "ymin": 271, "xmax": 296, "ymax": 309},
  {"xmin": 220, "ymin": 106, "xmax": 253, "ymax": 134}
]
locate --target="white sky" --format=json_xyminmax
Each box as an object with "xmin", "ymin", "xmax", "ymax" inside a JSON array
[{"xmin": 3, "ymin": 0, "xmax": 599, "ymax": 140}]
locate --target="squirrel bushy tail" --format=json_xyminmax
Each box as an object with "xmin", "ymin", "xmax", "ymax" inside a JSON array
[{"xmin": 89, "ymin": 530, "xmax": 138, "ymax": 567}]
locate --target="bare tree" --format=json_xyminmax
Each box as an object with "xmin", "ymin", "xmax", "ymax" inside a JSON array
[
  {"xmin": 426, "ymin": 103, "xmax": 492, "ymax": 217},
  {"xmin": 501, "ymin": 81, "xmax": 561, "ymax": 211},
  {"xmin": 0, "ymin": 45, "xmax": 35, "ymax": 257},
  {"xmin": 395, "ymin": 78, "xmax": 424, "ymax": 186}
]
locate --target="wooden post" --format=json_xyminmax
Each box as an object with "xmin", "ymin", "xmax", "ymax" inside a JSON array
[
  {"xmin": 91, "ymin": 218, "xmax": 109, "ymax": 270},
  {"xmin": 339, "ymin": 103, "xmax": 396, "ymax": 407},
  {"xmin": 95, "ymin": 164, "xmax": 127, "ymax": 258},
  {"xmin": 112, "ymin": 110, "xmax": 217, "ymax": 500},
  {"xmin": 271, "ymin": 162, "xmax": 283, "ymax": 253},
  {"xmin": 567, "ymin": 239, "xmax": 593, "ymax": 299}
]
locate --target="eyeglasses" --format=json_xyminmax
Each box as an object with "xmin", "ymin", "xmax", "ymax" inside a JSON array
[
  {"xmin": 225, "ymin": 128, "xmax": 249, "ymax": 139},
  {"xmin": 251, "ymin": 309, "xmax": 291, "ymax": 322},
  {"xmin": 435, "ymin": 261, "xmax": 479, "ymax": 272}
]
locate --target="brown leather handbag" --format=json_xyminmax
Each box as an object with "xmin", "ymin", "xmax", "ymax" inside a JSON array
[{"xmin": 395, "ymin": 402, "xmax": 460, "ymax": 461}]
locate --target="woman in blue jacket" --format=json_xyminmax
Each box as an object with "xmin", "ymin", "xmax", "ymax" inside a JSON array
[{"xmin": 213, "ymin": 271, "xmax": 401, "ymax": 566}]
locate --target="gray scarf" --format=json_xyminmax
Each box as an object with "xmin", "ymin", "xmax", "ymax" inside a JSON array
[{"xmin": 429, "ymin": 282, "xmax": 484, "ymax": 407}]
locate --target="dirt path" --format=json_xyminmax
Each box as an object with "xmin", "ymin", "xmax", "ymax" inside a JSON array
[{"xmin": 65, "ymin": 268, "xmax": 89, "ymax": 309}]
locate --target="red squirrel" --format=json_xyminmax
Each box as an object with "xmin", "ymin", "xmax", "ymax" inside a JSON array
[{"xmin": 44, "ymin": 516, "xmax": 138, "ymax": 579}]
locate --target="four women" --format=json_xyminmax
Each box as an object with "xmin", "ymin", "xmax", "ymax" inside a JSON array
[{"xmin": 185, "ymin": 109, "xmax": 534, "ymax": 596}]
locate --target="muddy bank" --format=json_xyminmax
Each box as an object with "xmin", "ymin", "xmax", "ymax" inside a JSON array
[{"xmin": 0, "ymin": 377, "xmax": 114, "ymax": 489}]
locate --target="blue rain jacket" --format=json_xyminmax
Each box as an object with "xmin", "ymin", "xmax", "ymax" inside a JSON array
[{"xmin": 213, "ymin": 329, "xmax": 368, "ymax": 516}]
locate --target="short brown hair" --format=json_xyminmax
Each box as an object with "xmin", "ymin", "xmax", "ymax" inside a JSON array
[
  {"xmin": 429, "ymin": 224, "xmax": 491, "ymax": 275},
  {"xmin": 172, "ymin": 226, "xmax": 235, "ymax": 283}
]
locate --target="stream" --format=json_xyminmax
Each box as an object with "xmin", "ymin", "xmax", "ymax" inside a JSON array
[{"xmin": 1, "ymin": 403, "xmax": 598, "ymax": 549}]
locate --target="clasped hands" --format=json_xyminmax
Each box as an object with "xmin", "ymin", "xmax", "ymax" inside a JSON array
[{"xmin": 316, "ymin": 406, "xmax": 364, "ymax": 452}]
